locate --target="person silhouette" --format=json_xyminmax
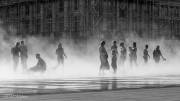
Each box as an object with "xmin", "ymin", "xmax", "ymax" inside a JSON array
[
  {"xmin": 143, "ymin": 44, "xmax": 150, "ymax": 64},
  {"xmin": 56, "ymin": 43, "xmax": 67, "ymax": 67},
  {"xmin": 153, "ymin": 45, "xmax": 166, "ymax": 63},
  {"xmin": 99, "ymin": 41, "xmax": 110, "ymax": 74},
  {"xmin": 20, "ymin": 41, "xmax": 28, "ymax": 71},
  {"xmin": 29, "ymin": 54, "xmax": 46, "ymax": 73},
  {"xmin": 119, "ymin": 42, "xmax": 127, "ymax": 67},
  {"xmin": 111, "ymin": 41, "xmax": 118, "ymax": 73},
  {"xmin": 11, "ymin": 42, "xmax": 21, "ymax": 71}
]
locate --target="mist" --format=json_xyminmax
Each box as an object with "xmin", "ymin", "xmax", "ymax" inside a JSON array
[{"xmin": 0, "ymin": 21, "xmax": 180, "ymax": 81}]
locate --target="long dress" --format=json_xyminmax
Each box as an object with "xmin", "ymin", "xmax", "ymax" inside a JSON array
[
  {"xmin": 111, "ymin": 45, "xmax": 118, "ymax": 72},
  {"xmin": 99, "ymin": 46, "xmax": 110, "ymax": 71}
]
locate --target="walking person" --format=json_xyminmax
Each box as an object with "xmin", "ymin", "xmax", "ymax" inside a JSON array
[
  {"xmin": 119, "ymin": 42, "xmax": 127, "ymax": 67},
  {"xmin": 153, "ymin": 45, "xmax": 166, "ymax": 63},
  {"xmin": 111, "ymin": 41, "xmax": 118, "ymax": 73},
  {"xmin": 131, "ymin": 42, "xmax": 138, "ymax": 67},
  {"xmin": 99, "ymin": 41, "xmax": 110, "ymax": 74},
  {"xmin": 56, "ymin": 43, "xmax": 67, "ymax": 67},
  {"xmin": 143, "ymin": 44, "xmax": 150, "ymax": 64}
]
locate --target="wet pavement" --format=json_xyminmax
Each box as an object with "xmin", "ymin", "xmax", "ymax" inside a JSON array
[{"xmin": 0, "ymin": 75, "xmax": 180, "ymax": 98}]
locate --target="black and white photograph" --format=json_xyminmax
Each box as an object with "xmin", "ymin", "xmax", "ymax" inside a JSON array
[{"xmin": 0, "ymin": 0, "xmax": 180, "ymax": 101}]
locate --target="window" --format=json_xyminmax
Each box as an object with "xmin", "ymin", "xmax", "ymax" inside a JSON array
[
  {"xmin": 175, "ymin": 7, "xmax": 179, "ymax": 17},
  {"xmin": 25, "ymin": 5, "xmax": 29, "ymax": 16},
  {"xmin": 36, "ymin": 19, "xmax": 41, "ymax": 34},
  {"xmin": 160, "ymin": 6, "xmax": 168, "ymax": 17},
  {"xmin": 75, "ymin": 17, "xmax": 78, "ymax": 33},
  {"xmin": 6, "ymin": 7, "xmax": 9, "ymax": 18},
  {"xmin": 119, "ymin": 2, "xmax": 127, "ymax": 18},
  {"xmin": 154, "ymin": 5, "xmax": 159, "ymax": 17},
  {"xmin": 24, "ymin": 20, "xmax": 29, "ymax": 33},
  {"xmin": 47, "ymin": 20, "xmax": 52, "ymax": 34},
  {"xmin": 74, "ymin": 0, "xmax": 79, "ymax": 10},
  {"xmin": 36, "ymin": 4, "xmax": 41, "ymax": 15},
  {"xmin": 45, "ymin": 4, "xmax": 52, "ymax": 19},
  {"xmin": 59, "ymin": 1, "xmax": 64, "ymax": 12},
  {"xmin": 73, "ymin": 16, "xmax": 80, "ymax": 34}
]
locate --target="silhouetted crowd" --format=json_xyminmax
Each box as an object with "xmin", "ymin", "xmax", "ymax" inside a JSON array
[
  {"xmin": 11, "ymin": 40, "xmax": 166, "ymax": 74},
  {"xmin": 11, "ymin": 41, "xmax": 66, "ymax": 73},
  {"xmin": 99, "ymin": 41, "xmax": 166, "ymax": 74}
]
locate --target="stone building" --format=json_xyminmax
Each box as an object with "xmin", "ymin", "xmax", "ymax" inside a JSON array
[{"xmin": 0, "ymin": 0, "xmax": 179, "ymax": 40}]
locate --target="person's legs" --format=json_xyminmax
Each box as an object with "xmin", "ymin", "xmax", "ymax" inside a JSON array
[
  {"xmin": 21, "ymin": 57, "xmax": 27, "ymax": 71},
  {"xmin": 144, "ymin": 58, "xmax": 148, "ymax": 64},
  {"xmin": 29, "ymin": 66, "xmax": 37, "ymax": 71},
  {"xmin": 60, "ymin": 58, "xmax": 64, "ymax": 67},
  {"xmin": 57, "ymin": 56, "xmax": 60, "ymax": 65},
  {"xmin": 13, "ymin": 57, "xmax": 19, "ymax": 71}
]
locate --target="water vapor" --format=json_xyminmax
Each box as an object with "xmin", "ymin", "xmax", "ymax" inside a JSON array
[{"xmin": 0, "ymin": 21, "xmax": 180, "ymax": 81}]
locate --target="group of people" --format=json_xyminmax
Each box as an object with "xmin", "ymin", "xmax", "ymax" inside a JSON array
[
  {"xmin": 99, "ymin": 41, "xmax": 166, "ymax": 74},
  {"xmin": 11, "ymin": 41, "xmax": 28, "ymax": 71},
  {"xmin": 11, "ymin": 42, "xmax": 66, "ymax": 73},
  {"xmin": 11, "ymin": 40, "xmax": 166, "ymax": 74}
]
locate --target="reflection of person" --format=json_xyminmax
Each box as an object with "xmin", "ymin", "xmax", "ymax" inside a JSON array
[
  {"xmin": 29, "ymin": 54, "xmax": 46, "ymax": 73},
  {"xmin": 119, "ymin": 42, "xmax": 127, "ymax": 66},
  {"xmin": 143, "ymin": 45, "xmax": 150, "ymax": 63},
  {"xmin": 100, "ymin": 77, "xmax": 117, "ymax": 90},
  {"xmin": 153, "ymin": 45, "xmax": 166, "ymax": 63},
  {"xmin": 112, "ymin": 77, "xmax": 117, "ymax": 90},
  {"xmin": 99, "ymin": 41, "xmax": 110, "ymax": 74},
  {"xmin": 20, "ymin": 41, "xmax": 28, "ymax": 70},
  {"xmin": 56, "ymin": 43, "xmax": 67, "ymax": 66},
  {"xmin": 11, "ymin": 42, "xmax": 21, "ymax": 71},
  {"xmin": 100, "ymin": 79, "xmax": 109, "ymax": 90},
  {"xmin": 111, "ymin": 41, "xmax": 118, "ymax": 73}
]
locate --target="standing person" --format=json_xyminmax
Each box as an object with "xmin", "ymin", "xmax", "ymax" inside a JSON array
[
  {"xmin": 20, "ymin": 41, "xmax": 28, "ymax": 71},
  {"xmin": 153, "ymin": 45, "xmax": 166, "ymax": 63},
  {"xmin": 99, "ymin": 41, "xmax": 110, "ymax": 74},
  {"xmin": 119, "ymin": 42, "xmax": 127, "ymax": 66},
  {"xmin": 11, "ymin": 42, "xmax": 21, "ymax": 71},
  {"xmin": 56, "ymin": 43, "xmax": 67, "ymax": 66},
  {"xmin": 129, "ymin": 47, "xmax": 133, "ymax": 67},
  {"xmin": 132, "ymin": 42, "xmax": 137, "ymax": 66},
  {"xmin": 29, "ymin": 53, "xmax": 46, "ymax": 73},
  {"xmin": 143, "ymin": 44, "xmax": 150, "ymax": 64},
  {"xmin": 111, "ymin": 41, "xmax": 118, "ymax": 73}
]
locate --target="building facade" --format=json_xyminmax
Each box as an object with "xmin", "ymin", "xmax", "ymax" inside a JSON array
[{"xmin": 0, "ymin": 0, "xmax": 180, "ymax": 40}]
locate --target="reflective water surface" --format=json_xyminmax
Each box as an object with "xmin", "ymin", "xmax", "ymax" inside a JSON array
[{"xmin": 0, "ymin": 75, "xmax": 180, "ymax": 97}]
